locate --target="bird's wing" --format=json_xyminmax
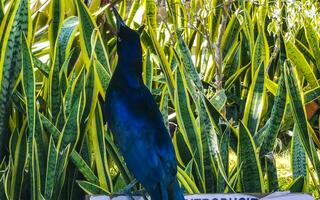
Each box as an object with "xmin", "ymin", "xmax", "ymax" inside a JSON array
[{"xmin": 135, "ymin": 86, "xmax": 178, "ymax": 178}]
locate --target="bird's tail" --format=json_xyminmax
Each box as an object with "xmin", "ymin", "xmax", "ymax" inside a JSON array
[
  {"xmin": 168, "ymin": 179, "xmax": 184, "ymax": 200},
  {"xmin": 149, "ymin": 179, "xmax": 184, "ymax": 200}
]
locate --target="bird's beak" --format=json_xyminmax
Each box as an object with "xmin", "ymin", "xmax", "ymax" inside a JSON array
[{"xmin": 112, "ymin": 7, "xmax": 126, "ymax": 32}]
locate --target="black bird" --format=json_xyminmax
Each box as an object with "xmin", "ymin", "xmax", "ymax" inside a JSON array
[{"xmin": 103, "ymin": 7, "xmax": 184, "ymax": 200}]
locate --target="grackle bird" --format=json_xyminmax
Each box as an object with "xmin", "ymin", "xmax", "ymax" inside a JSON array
[{"xmin": 103, "ymin": 7, "xmax": 184, "ymax": 200}]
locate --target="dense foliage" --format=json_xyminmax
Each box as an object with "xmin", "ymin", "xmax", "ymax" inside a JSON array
[{"xmin": 0, "ymin": 0, "xmax": 319, "ymax": 199}]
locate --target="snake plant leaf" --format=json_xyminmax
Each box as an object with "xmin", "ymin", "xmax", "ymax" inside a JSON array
[
  {"xmin": 176, "ymin": 29, "xmax": 203, "ymax": 91},
  {"xmin": 177, "ymin": 167, "xmax": 200, "ymax": 194},
  {"xmin": 40, "ymin": 113, "xmax": 100, "ymax": 185},
  {"xmin": 32, "ymin": 56, "xmax": 50, "ymax": 77},
  {"xmin": 287, "ymin": 176, "xmax": 306, "ymax": 192},
  {"xmin": 291, "ymin": 125, "xmax": 307, "ymax": 179},
  {"xmin": 259, "ymin": 37, "xmax": 287, "ymax": 155},
  {"xmin": 48, "ymin": 0, "xmax": 65, "ymax": 54},
  {"xmin": 8, "ymin": 122, "xmax": 27, "ymax": 200},
  {"xmin": 77, "ymin": 180, "xmax": 109, "ymax": 195},
  {"xmin": 0, "ymin": 0, "xmax": 3, "ymax": 23},
  {"xmin": 44, "ymin": 137, "xmax": 58, "ymax": 200},
  {"xmin": 75, "ymin": 0, "xmax": 111, "ymax": 73},
  {"xmin": 264, "ymin": 155, "xmax": 279, "ymax": 192},
  {"xmin": 87, "ymin": 107, "xmax": 110, "ymax": 191},
  {"xmin": 49, "ymin": 15, "xmax": 79, "ymax": 117},
  {"xmin": 145, "ymin": 0, "xmax": 157, "ymax": 30},
  {"xmin": 243, "ymin": 62, "xmax": 266, "ymax": 135},
  {"xmin": 22, "ymin": 34, "xmax": 36, "ymax": 139},
  {"xmin": 30, "ymin": 140, "xmax": 42, "ymax": 200},
  {"xmin": 0, "ymin": 0, "xmax": 31, "ymax": 158},
  {"xmin": 126, "ymin": 0, "xmax": 140, "ymax": 26},
  {"xmin": 284, "ymin": 61, "xmax": 320, "ymax": 179},
  {"xmin": 223, "ymin": 41, "xmax": 241, "ymax": 81},
  {"xmin": 174, "ymin": 67, "xmax": 204, "ymax": 190},
  {"xmin": 198, "ymin": 95, "xmax": 217, "ymax": 193},
  {"xmin": 142, "ymin": 49, "xmax": 153, "ymax": 90},
  {"xmin": 286, "ymin": 40, "xmax": 318, "ymax": 89},
  {"xmin": 238, "ymin": 121, "xmax": 264, "ymax": 193},
  {"xmin": 221, "ymin": 13, "xmax": 241, "ymax": 57},
  {"xmin": 295, "ymin": 39, "xmax": 317, "ymax": 66},
  {"xmin": 148, "ymin": 20, "xmax": 174, "ymax": 98},
  {"xmin": 58, "ymin": 95, "xmax": 81, "ymax": 152},
  {"xmin": 304, "ymin": 20, "xmax": 320, "ymax": 71},
  {"xmin": 104, "ymin": 132, "xmax": 132, "ymax": 185}
]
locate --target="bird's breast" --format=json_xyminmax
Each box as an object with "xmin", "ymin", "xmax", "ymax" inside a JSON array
[{"xmin": 106, "ymin": 92, "xmax": 150, "ymax": 146}]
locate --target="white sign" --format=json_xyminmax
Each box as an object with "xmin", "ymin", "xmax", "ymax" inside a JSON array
[{"xmin": 89, "ymin": 192, "xmax": 314, "ymax": 200}]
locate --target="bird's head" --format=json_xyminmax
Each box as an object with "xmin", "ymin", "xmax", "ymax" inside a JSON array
[{"xmin": 113, "ymin": 7, "xmax": 142, "ymax": 65}]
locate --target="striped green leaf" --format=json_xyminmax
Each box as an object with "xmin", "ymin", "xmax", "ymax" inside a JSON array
[
  {"xmin": 74, "ymin": 0, "xmax": 95, "ymax": 60},
  {"xmin": 305, "ymin": 21, "xmax": 320, "ymax": 71},
  {"xmin": 148, "ymin": 21, "xmax": 174, "ymax": 98},
  {"xmin": 142, "ymin": 50, "xmax": 153, "ymax": 90},
  {"xmin": 288, "ymin": 176, "xmax": 306, "ymax": 192},
  {"xmin": 40, "ymin": 114, "xmax": 100, "ymax": 185},
  {"xmin": 284, "ymin": 61, "xmax": 320, "ymax": 179},
  {"xmin": 217, "ymin": 127, "xmax": 230, "ymax": 193},
  {"xmin": 77, "ymin": 180, "xmax": 108, "ymax": 195},
  {"xmin": 57, "ymin": 17, "xmax": 78, "ymax": 63},
  {"xmin": 265, "ymin": 156, "xmax": 279, "ymax": 192},
  {"xmin": 58, "ymin": 95, "xmax": 81, "ymax": 152},
  {"xmin": 0, "ymin": 0, "xmax": 31, "ymax": 158},
  {"xmin": 48, "ymin": 16, "xmax": 79, "ymax": 116},
  {"xmin": 44, "ymin": 137, "xmax": 58, "ymax": 200},
  {"xmin": 221, "ymin": 13, "xmax": 241, "ymax": 57},
  {"xmin": 238, "ymin": 121, "xmax": 264, "ymax": 193},
  {"xmin": 22, "ymin": 37, "xmax": 46, "ymax": 187},
  {"xmin": 95, "ymin": 60, "xmax": 111, "ymax": 92},
  {"xmin": 30, "ymin": 140, "xmax": 42, "ymax": 200},
  {"xmin": 174, "ymin": 68, "xmax": 203, "ymax": 189},
  {"xmin": 32, "ymin": 56, "xmax": 50, "ymax": 77},
  {"xmin": 198, "ymin": 95, "xmax": 217, "ymax": 193},
  {"xmin": 105, "ymin": 133, "xmax": 132, "ymax": 185},
  {"xmin": 176, "ymin": 30, "xmax": 203, "ymax": 91},
  {"xmin": 48, "ymin": 0, "xmax": 65, "ymax": 53},
  {"xmin": 259, "ymin": 39, "xmax": 287, "ymax": 155},
  {"xmin": 83, "ymin": 61, "xmax": 95, "ymax": 121},
  {"xmin": 70, "ymin": 151, "xmax": 100, "ymax": 184},
  {"xmin": 53, "ymin": 145, "xmax": 70, "ymax": 198},
  {"xmin": 243, "ymin": 62, "xmax": 265, "ymax": 135},
  {"xmin": 0, "ymin": 0, "xmax": 3, "ymax": 23},
  {"xmin": 291, "ymin": 125, "xmax": 307, "ymax": 179},
  {"xmin": 145, "ymin": 0, "xmax": 157, "ymax": 30},
  {"xmin": 75, "ymin": 0, "xmax": 111, "ymax": 73},
  {"xmin": 177, "ymin": 167, "xmax": 200, "ymax": 194},
  {"xmin": 126, "ymin": 0, "xmax": 140, "ymax": 26},
  {"xmin": 40, "ymin": 113, "xmax": 61, "ymax": 141},
  {"xmin": 223, "ymin": 41, "xmax": 241, "ymax": 81},
  {"xmin": 295, "ymin": 39, "xmax": 316, "ymax": 66},
  {"xmin": 9, "ymin": 122, "xmax": 27, "ymax": 200},
  {"xmin": 21, "ymin": 34, "xmax": 36, "ymax": 139},
  {"xmin": 87, "ymin": 106, "xmax": 110, "ymax": 190},
  {"xmin": 286, "ymin": 41, "xmax": 318, "ymax": 89}
]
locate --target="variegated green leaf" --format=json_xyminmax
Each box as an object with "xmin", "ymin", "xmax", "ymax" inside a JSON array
[{"xmin": 238, "ymin": 121, "xmax": 264, "ymax": 193}]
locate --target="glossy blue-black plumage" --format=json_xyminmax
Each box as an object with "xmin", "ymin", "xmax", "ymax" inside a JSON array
[{"xmin": 103, "ymin": 8, "xmax": 184, "ymax": 200}]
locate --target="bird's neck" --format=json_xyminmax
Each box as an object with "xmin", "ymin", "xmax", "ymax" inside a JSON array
[{"xmin": 116, "ymin": 58, "xmax": 143, "ymax": 88}]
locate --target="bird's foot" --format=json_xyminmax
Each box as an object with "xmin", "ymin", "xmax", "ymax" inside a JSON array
[
  {"xmin": 119, "ymin": 179, "xmax": 138, "ymax": 194},
  {"xmin": 111, "ymin": 191, "xmax": 136, "ymax": 200},
  {"xmin": 112, "ymin": 179, "xmax": 139, "ymax": 200},
  {"xmin": 135, "ymin": 189, "xmax": 148, "ymax": 200}
]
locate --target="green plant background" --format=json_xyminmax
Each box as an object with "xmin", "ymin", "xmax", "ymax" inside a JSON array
[{"xmin": 0, "ymin": 0, "xmax": 319, "ymax": 199}]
